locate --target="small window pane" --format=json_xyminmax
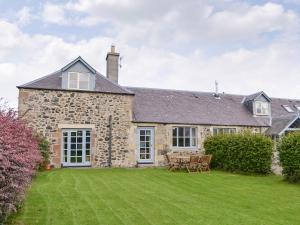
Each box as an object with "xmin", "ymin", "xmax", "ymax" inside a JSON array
[
  {"xmin": 172, "ymin": 128, "xmax": 177, "ymax": 137},
  {"xmin": 79, "ymin": 73, "xmax": 90, "ymax": 90},
  {"xmin": 191, "ymin": 128, "xmax": 196, "ymax": 138},
  {"xmin": 192, "ymin": 138, "xmax": 196, "ymax": 147},
  {"xmin": 178, "ymin": 138, "xmax": 184, "ymax": 147},
  {"xmin": 69, "ymin": 73, "xmax": 78, "ymax": 89},
  {"xmin": 173, "ymin": 138, "xmax": 177, "ymax": 147},
  {"xmin": 178, "ymin": 128, "xmax": 184, "ymax": 137},
  {"xmin": 86, "ymin": 156, "xmax": 90, "ymax": 162},
  {"xmin": 86, "ymin": 131, "xmax": 91, "ymax": 136},
  {"xmin": 185, "ymin": 128, "xmax": 190, "ymax": 137},
  {"xmin": 185, "ymin": 138, "xmax": 190, "ymax": 147}
]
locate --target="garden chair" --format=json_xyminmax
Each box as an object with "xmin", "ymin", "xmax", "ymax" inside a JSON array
[
  {"xmin": 165, "ymin": 153, "xmax": 180, "ymax": 171},
  {"xmin": 185, "ymin": 155, "xmax": 200, "ymax": 173},
  {"xmin": 199, "ymin": 155, "xmax": 212, "ymax": 172}
]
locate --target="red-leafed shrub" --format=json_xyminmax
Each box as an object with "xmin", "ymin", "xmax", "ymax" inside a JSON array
[{"xmin": 0, "ymin": 100, "xmax": 41, "ymax": 223}]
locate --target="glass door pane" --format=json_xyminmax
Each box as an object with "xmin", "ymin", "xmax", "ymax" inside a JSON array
[
  {"xmin": 138, "ymin": 128, "xmax": 153, "ymax": 163},
  {"xmin": 62, "ymin": 129, "xmax": 91, "ymax": 166}
]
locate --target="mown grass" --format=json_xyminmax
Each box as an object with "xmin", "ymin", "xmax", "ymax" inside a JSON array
[{"xmin": 9, "ymin": 168, "xmax": 300, "ymax": 225}]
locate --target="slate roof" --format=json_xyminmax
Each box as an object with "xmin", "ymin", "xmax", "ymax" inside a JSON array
[
  {"xmin": 265, "ymin": 114, "xmax": 299, "ymax": 135},
  {"xmin": 244, "ymin": 91, "xmax": 271, "ymax": 102},
  {"xmin": 127, "ymin": 87, "xmax": 300, "ymax": 130},
  {"xmin": 17, "ymin": 57, "xmax": 300, "ymax": 134},
  {"xmin": 17, "ymin": 57, "xmax": 133, "ymax": 95}
]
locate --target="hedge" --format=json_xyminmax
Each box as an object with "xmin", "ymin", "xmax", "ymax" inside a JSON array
[
  {"xmin": 279, "ymin": 132, "xmax": 300, "ymax": 183},
  {"xmin": 204, "ymin": 131, "xmax": 273, "ymax": 174},
  {"xmin": 0, "ymin": 101, "xmax": 41, "ymax": 223}
]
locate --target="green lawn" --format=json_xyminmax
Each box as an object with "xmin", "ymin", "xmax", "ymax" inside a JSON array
[{"xmin": 9, "ymin": 168, "xmax": 300, "ymax": 225}]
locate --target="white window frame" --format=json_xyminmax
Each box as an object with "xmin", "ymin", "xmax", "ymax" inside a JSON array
[
  {"xmin": 283, "ymin": 105, "xmax": 294, "ymax": 113},
  {"xmin": 172, "ymin": 127, "xmax": 197, "ymax": 148},
  {"xmin": 255, "ymin": 101, "xmax": 270, "ymax": 115},
  {"xmin": 68, "ymin": 72, "xmax": 90, "ymax": 90},
  {"xmin": 213, "ymin": 127, "xmax": 236, "ymax": 136}
]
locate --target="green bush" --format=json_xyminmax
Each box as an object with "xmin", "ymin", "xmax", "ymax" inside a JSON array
[
  {"xmin": 204, "ymin": 131, "xmax": 273, "ymax": 174},
  {"xmin": 279, "ymin": 133, "xmax": 300, "ymax": 183},
  {"xmin": 36, "ymin": 135, "xmax": 50, "ymax": 170}
]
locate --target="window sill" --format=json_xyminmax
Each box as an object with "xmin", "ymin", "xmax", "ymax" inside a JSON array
[{"xmin": 171, "ymin": 147, "xmax": 198, "ymax": 151}]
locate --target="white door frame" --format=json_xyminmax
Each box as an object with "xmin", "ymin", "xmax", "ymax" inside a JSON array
[
  {"xmin": 136, "ymin": 127, "xmax": 154, "ymax": 163},
  {"xmin": 61, "ymin": 129, "xmax": 92, "ymax": 167}
]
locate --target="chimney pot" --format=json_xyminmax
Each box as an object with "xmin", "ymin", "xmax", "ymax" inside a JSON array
[
  {"xmin": 111, "ymin": 45, "xmax": 115, "ymax": 53},
  {"xmin": 106, "ymin": 45, "xmax": 120, "ymax": 84}
]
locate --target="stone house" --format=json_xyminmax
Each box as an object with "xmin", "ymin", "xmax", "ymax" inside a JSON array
[{"xmin": 18, "ymin": 46, "xmax": 300, "ymax": 169}]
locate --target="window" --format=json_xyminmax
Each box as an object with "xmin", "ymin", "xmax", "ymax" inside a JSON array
[
  {"xmin": 68, "ymin": 72, "xmax": 90, "ymax": 90},
  {"xmin": 213, "ymin": 128, "xmax": 236, "ymax": 136},
  {"xmin": 282, "ymin": 105, "xmax": 294, "ymax": 113},
  {"xmin": 172, "ymin": 127, "xmax": 196, "ymax": 148},
  {"xmin": 255, "ymin": 101, "xmax": 270, "ymax": 115}
]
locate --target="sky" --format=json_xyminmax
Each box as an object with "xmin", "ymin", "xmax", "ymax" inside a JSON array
[{"xmin": 1, "ymin": 0, "xmax": 300, "ymax": 108}]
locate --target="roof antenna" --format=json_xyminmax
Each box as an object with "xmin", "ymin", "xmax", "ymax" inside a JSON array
[
  {"xmin": 214, "ymin": 80, "xmax": 220, "ymax": 99},
  {"xmin": 119, "ymin": 56, "xmax": 123, "ymax": 69}
]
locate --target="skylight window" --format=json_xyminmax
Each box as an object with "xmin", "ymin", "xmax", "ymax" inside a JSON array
[{"xmin": 282, "ymin": 105, "xmax": 294, "ymax": 113}]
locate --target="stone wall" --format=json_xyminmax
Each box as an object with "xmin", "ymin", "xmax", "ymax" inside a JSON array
[
  {"xmin": 129, "ymin": 123, "xmax": 267, "ymax": 166},
  {"xmin": 18, "ymin": 88, "xmax": 135, "ymax": 168}
]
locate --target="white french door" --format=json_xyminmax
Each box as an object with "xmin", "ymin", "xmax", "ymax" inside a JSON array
[
  {"xmin": 62, "ymin": 129, "xmax": 91, "ymax": 167},
  {"xmin": 137, "ymin": 127, "xmax": 154, "ymax": 163}
]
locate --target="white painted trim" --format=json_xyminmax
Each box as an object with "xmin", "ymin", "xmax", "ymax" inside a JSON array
[
  {"xmin": 136, "ymin": 127, "xmax": 154, "ymax": 163},
  {"xmin": 58, "ymin": 124, "xmax": 95, "ymax": 129},
  {"xmin": 172, "ymin": 126, "xmax": 197, "ymax": 148},
  {"xmin": 61, "ymin": 129, "xmax": 92, "ymax": 167}
]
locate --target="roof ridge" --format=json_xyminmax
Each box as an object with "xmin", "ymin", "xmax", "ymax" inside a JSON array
[
  {"xmin": 126, "ymin": 86, "xmax": 300, "ymax": 101},
  {"xmin": 125, "ymin": 86, "xmax": 246, "ymax": 97}
]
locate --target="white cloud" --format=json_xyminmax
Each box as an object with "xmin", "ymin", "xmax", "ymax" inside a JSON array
[
  {"xmin": 42, "ymin": 2, "xmax": 66, "ymax": 24},
  {"xmin": 16, "ymin": 7, "xmax": 33, "ymax": 26},
  {"xmin": 1, "ymin": 1, "xmax": 300, "ymax": 108}
]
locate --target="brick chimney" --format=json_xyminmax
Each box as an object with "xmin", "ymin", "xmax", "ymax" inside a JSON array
[{"xmin": 106, "ymin": 45, "xmax": 120, "ymax": 83}]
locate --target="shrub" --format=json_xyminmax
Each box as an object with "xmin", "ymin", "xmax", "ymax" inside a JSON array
[
  {"xmin": 279, "ymin": 133, "xmax": 300, "ymax": 183},
  {"xmin": 36, "ymin": 135, "xmax": 51, "ymax": 170},
  {"xmin": 204, "ymin": 131, "xmax": 273, "ymax": 174},
  {"xmin": 0, "ymin": 100, "xmax": 41, "ymax": 223}
]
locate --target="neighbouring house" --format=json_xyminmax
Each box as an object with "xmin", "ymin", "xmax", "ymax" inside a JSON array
[{"xmin": 18, "ymin": 46, "xmax": 300, "ymax": 171}]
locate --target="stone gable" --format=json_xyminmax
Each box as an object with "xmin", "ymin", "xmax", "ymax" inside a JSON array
[{"xmin": 18, "ymin": 88, "xmax": 135, "ymax": 167}]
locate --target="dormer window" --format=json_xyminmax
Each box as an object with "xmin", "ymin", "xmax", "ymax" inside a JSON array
[
  {"xmin": 282, "ymin": 105, "xmax": 294, "ymax": 113},
  {"xmin": 68, "ymin": 72, "xmax": 90, "ymax": 90},
  {"xmin": 255, "ymin": 101, "xmax": 270, "ymax": 115}
]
